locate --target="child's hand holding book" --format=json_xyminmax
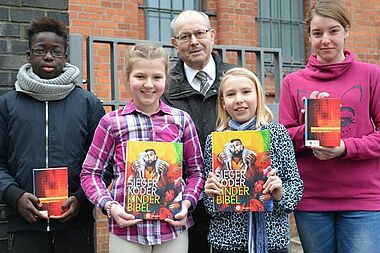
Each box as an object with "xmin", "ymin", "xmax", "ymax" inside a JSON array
[
  {"xmin": 165, "ymin": 199, "xmax": 191, "ymax": 227},
  {"xmin": 204, "ymin": 172, "xmax": 223, "ymax": 197},
  {"xmin": 107, "ymin": 201, "xmax": 143, "ymax": 228},
  {"xmin": 50, "ymin": 196, "xmax": 80, "ymax": 222},
  {"xmin": 16, "ymin": 192, "xmax": 48, "ymax": 223},
  {"xmin": 262, "ymin": 169, "xmax": 283, "ymax": 201}
]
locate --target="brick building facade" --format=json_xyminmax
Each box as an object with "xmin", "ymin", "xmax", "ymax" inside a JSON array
[
  {"xmin": 0, "ymin": 0, "xmax": 379, "ymax": 252},
  {"xmin": 0, "ymin": 0, "xmax": 69, "ymax": 96}
]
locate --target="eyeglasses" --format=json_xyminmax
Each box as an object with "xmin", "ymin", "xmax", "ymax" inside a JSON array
[
  {"xmin": 175, "ymin": 29, "xmax": 210, "ymax": 43},
  {"xmin": 31, "ymin": 47, "xmax": 66, "ymax": 58}
]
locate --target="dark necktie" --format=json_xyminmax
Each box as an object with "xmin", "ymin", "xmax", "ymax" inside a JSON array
[{"xmin": 195, "ymin": 71, "xmax": 210, "ymax": 96}]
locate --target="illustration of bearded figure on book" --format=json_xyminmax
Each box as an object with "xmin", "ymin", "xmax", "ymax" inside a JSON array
[
  {"xmin": 212, "ymin": 136, "xmax": 273, "ymax": 212},
  {"xmin": 216, "ymin": 138, "xmax": 257, "ymax": 174},
  {"xmin": 129, "ymin": 148, "xmax": 169, "ymax": 187},
  {"xmin": 126, "ymin": 142, "xmax": 185, "ymax": 220}
]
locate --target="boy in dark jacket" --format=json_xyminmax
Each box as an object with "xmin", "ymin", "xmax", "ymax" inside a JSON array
[{"xmin": 0, "ymin": 16, "xmax": 105, "ymax": 253}]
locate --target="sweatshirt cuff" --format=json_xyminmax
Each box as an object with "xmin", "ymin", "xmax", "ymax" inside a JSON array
[
  {"xmin": 4, "ymin": 185, "xmax": 26, "ymax": 210},
  {"xmin": 341, "ymin": 139, "xmax": 351, "ymax": 158}
]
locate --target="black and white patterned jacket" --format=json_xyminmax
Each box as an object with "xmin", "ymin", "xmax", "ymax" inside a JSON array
[{"xmin": 203, "ymin": 122, "xmax": 303, "ymax": 251}]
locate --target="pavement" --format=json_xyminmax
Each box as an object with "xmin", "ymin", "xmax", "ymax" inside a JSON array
[
  {"xmin": 289, "ymin": 213, "xmax": 304, "ymax": 253},
  {"xmin": 290, "ymin": 236, "xmax": 304, "ymax": 253}
]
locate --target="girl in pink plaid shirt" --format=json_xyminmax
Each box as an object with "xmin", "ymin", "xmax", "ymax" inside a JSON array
[{"xmin": 81, "ymin": 44, "xmax": 205, "ymax": 253}]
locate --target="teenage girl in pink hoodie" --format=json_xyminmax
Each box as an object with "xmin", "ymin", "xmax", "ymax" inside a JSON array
[{"xmin": 279, "ymin": 0, "xmax": 380, "ymax": 252}]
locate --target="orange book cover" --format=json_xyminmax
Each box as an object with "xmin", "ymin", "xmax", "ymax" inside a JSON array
[
  {"xmin": 211, "ymin": 130, "xmax": 273, "ymax": 212},
  {"xmin": 305, "ymin": 98, "xmax": 341, "ymax": 147},
  {"xmin": 33, "ymin": 167, "xmax": 68, "ymax": 217},
  {"xmin": 125, "ymin": 141, "xmax": 184, "ymax": 220}
]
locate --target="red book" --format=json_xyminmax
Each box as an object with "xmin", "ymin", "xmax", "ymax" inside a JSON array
[
  {"xmin": 33, "ymin": 167, "xmax": 68, "ymax": 217},
  {"xmin": 305, "ymin": 98, "xmax": 341, "ymax": 147}
]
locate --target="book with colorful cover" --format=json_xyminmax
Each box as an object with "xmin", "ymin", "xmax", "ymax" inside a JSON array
[
  {"xmin": 33, "ymin": 167, "xmax": 68, "ymax": 217},
  {"xmin": 305, "ymin": 98, "xmax": 341, "ymax": 147},
  {"xmin": 211, "ymin": 130, "xmax": 273, "ymax": 212},
  {"xmin": 125, "ymin": 141, "xmax": 184, "ymax": 220}
]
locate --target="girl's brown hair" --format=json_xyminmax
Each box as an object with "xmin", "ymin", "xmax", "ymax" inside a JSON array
[
  {"xmin": 125, "ymin": 43, "xmax": 170, "ymax": 89},
  {"xmin": 305, "ymin": 0, "xmax": 351, "ymax": 34}
]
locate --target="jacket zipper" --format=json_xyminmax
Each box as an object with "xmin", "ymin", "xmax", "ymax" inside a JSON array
[
  {"xmin": 45, "ymin": 101, "xmax": 49, "ymax": 168},
  {"xmin": 45, "ymin": 101, "xmax": 50, "ymax": 232}
]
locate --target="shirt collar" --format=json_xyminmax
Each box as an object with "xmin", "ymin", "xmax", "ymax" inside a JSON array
[
  {"xmin": 121, "ymin": 100, "xmax": 172, "ymax": 116},
  {"xmin": 184, "ymin": 55, "xmax": 216, "ymax": 85}
]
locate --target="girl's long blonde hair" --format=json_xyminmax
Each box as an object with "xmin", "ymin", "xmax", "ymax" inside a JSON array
[{"xmin": 216, "ymin": 67, "xmax": 274, "ymax": 131}]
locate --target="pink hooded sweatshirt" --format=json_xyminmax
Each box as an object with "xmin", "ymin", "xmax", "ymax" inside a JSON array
[{"xmin": 279, "ymin": 50, "xmax": 380, "ymax": 211}]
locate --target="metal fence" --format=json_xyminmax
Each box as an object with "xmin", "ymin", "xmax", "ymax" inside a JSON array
[{"xmin": 69, "ymin": 34, "xmax": 283, "ymax": 120}]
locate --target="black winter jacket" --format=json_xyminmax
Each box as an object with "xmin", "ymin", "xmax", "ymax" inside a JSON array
[
  {"xmin": 162, "ymin": 52, "xmax": 235, "ymax": 149},
  {"xmin": 0, "ymin": 87, "xmax": 105, "ymax": 232}
]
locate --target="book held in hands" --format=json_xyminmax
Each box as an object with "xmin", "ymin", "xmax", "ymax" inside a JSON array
[
  {"xmin": 33, "ymin": 167, "xmax": 68, "ymax": 217},
  {"xmin": 305, "ymin": 98, "xmax": 341, "ymax": 147},
  {"xmin": 125, "ymin": 141, "xmax": 184, "ymax": 220},
  {"xmin": 211, "ymin": 130, "xmax": 273, "ymax": 212}
]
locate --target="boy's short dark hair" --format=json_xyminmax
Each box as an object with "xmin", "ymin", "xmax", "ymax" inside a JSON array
[{"xmin": 27, "ymin": 16, "xmax": 68, "ymax": 50}]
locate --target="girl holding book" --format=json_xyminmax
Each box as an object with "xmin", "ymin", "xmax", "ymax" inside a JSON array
[
  {"xmin": 81, "ymin": 43, "xmax": 205, "ymax": 253},
  {"xmin": 204, "ymin": 67, "xmax": 303, "ymax": 253},
  {"xmin": 279, "ymin": 0, "xmax": 380, "ymax": 252}
]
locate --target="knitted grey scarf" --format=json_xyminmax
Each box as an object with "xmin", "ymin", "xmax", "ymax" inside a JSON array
[{"xmin": 15, "ymin": 63, "xmax": 79, "ymax": 101}]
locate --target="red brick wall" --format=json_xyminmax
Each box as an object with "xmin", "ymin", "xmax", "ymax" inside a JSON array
[
  {"xmin": 213, "ymin": 0, "xmax": 259, "ymax": 83},
  {"xmin": 68, "ymin": 0, "xmax": 145, "ymax": 105},
  {"xmin": 343, "ymin": 0, "xmax": 380, "ymax": 64},
  {"xmin": 68, "ymin": 1, "xmax": 379, "ymax": 252},
  {"xmin": 304, "ymin": 0, "xmax": 379, "ymax": 65},
  {"xmin": 214, "ymin": 0, "xmax": 258, "ymax": 46}
]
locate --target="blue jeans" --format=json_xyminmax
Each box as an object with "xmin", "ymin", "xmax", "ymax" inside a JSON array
[{"xmin": 294, "ymin": 211, "xmax": 380, "ymax": 253}]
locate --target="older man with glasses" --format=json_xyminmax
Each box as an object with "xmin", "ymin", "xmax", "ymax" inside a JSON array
[{"xmin": 161, "ymin": 10, "xmax": 235, "ymax": 253}]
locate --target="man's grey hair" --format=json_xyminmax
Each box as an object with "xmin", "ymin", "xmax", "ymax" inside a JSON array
[{"xmin": 170, "ymin": 10, "xmax": 211, "ymax": 36}]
